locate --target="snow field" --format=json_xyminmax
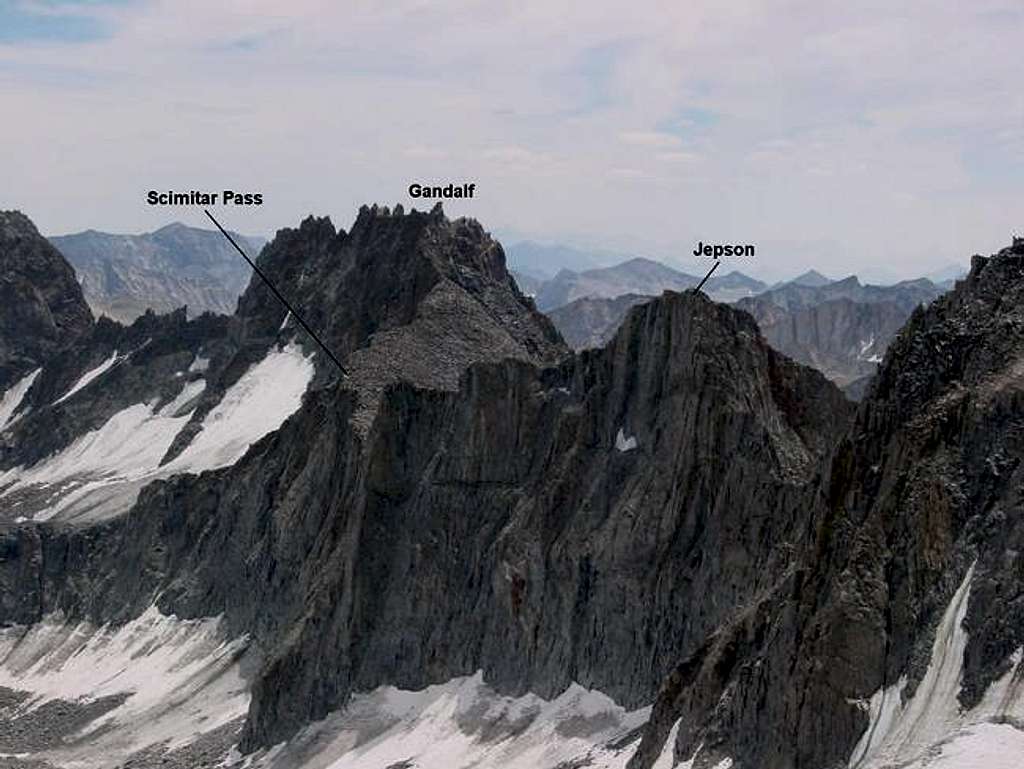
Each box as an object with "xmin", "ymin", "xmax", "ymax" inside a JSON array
[
  {"xmin": 0, "ymin": 606, "xmax": 250, "ymax": 766},
  {"xmin": 0, "ymin": 343, "xmax": 314, "ymax": 522},
  {"xmin": 849, "ymin": 562, "xmax": 1024, "ymax": 768},
  {"xmin": 252, "ymin": 673, "xmax": 652, "ymax": 769}
]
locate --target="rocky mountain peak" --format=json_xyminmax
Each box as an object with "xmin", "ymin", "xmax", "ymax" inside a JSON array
[
  {"xmin": 152, "ymin": 221, "xmax": 190, "ymax": 235},
  {"xmin": 50, "ymin": 222, "xmax": 259, "ymax": 322},
  {"xmin": 236, "ymin": 204, "xmax": 565, "ymax": 429},
  {"xmin": 0, "ymin": 210, "xmax": 94, "ymax": 388},
  {"xmin": 790, "ymin": 268, "xmax": 832, "ymax": 287},
  {"xmin": 0, "ymin": 209, "xmax": 42, "ymax": 240},
  {"xmin": 598, "ymin": 289, "xmax": 850, "ymax": 480},
  {"xmin": 0, "ymin": 207, "xmax": 887, "ymax": 769},
  {"xmin": 870, "ymin": 238, "xmax": 1024, "ymax": 416},
  {"xmin": 614, "ymin": 288, "xmax": 760, "ymax": 351},
  {"xmin": 238, "ymin": 204, "xmax": 534, "ymax": 341},
  {"xmin": 626, "ymin": 237, "xmax": 1024, "ymax": 769},
  {"xmin": 831, "ymin": 274, "xmax": 861, "ymax": 289}
]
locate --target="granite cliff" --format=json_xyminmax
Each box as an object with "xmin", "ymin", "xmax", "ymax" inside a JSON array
[
  {"xmin": 0, "ymin": 208, "xmax": 1020, "ymax": 769},
  {"xmin": 0, "ymin": 205, "xmax": 848, "ymax": 767},
  {"xmin": 629, "ymin": 238, "xmax": 1024, "ymax": 768}
]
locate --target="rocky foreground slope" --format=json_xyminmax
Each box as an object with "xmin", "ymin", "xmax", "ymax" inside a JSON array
[{"xmin": 0, "ymin": 207, "xmax": 1021, "ymax": 769}]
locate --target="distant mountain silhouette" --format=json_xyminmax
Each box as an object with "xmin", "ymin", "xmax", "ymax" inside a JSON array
[{"xmin": 51, "ymin": 222, "xmax": 264, "ymax": 322}]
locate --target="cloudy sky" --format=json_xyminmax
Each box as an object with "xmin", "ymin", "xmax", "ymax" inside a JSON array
[{"xmin": 2, "ymin": 0, "xmax": 1022, "ymax": 280}]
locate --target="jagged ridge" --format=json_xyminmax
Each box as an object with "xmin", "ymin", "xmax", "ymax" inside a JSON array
[
  {"xmin": 1, "ymin": 207, "xmax": 851, "ymax": 763},
  {"xmin": 629, "ymin": 238, "xmax": 1024, "ymax": 769}
]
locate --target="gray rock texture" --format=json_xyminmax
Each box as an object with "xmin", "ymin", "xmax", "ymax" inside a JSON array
[
  {"xmin": 546, "ymin": 273, "xmax": 947, "ymax": 388},
  {"xmin": 735, "ymin": 276, "xmax": 947, "ymax": 389},
  {"xmin": 50, "ymin": 223, "xmax": 260, "ymax": 323},
  {"xmin": 0, "ymin": 211, "xmax": 93, "ymax": 389},
  {"xmin": 9, "ymin": 205, "xmax": 1016, "ymax": 769},
  {"xmin": 0, "ymin": 206, "xmax": 850, "ymax": 762},
  {"xmin": 628, "ymin": 238, "xmax": 1024, "ymax": 768},
  {"xmin": 740, "ymin": 274, "xmax": 942, "ymax": 314}
]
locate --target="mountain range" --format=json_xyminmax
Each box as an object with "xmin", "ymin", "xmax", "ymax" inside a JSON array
[
  {"xmin": 503, "ymin": 240, "xmax": 612, "ymax": 279},
  {"xmin": 0, "ymin": 206, "xmax": 1020, "ymax": 769},
  {"xmin": 735, "ymin": 276, "xmax": 947, "ymax": 389},
  {"xmin": 43, "ymin": 222, "xmax": 944, "ymax": 397},
  {"xmin": 50, "ymin": 223, "xmax": 264, "ymax": 323},
  {"xmin": 543, "ymin": 267, "xmax": 947, "ymax": 393},
  {"xmin": 527, "ymin": 257, "xmax": 767, "ymax": 310}
]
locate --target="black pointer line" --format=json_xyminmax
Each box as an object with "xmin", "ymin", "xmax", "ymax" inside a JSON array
[
  {"xmin": 204, "ymin": 209, "xmax": 348, "ymax": 375},
  {"xmin": 694, "ymin": 260, "xmax": 720, "ymax": 293}
]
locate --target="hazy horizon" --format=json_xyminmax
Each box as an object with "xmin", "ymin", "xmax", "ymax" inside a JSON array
[
  {"xmin": 38, "ymin": 211, "xmax": 970, "ymax": 287},
  {"xmin": 3, "ymin": 1, "xmax": 1019, "ymax": 282}
]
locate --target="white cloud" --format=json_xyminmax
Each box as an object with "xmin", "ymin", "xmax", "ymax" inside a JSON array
[
  {"xmin": 658, "ymin": 151, "xmax": 700, "ymax": 163},
  {"xmin": 619, "ymin": 131, "xmax": 683, "ymax": 149},
  {"xmin": 2, "ymin": 1, "xmax": 1022, "ymax": 279}
]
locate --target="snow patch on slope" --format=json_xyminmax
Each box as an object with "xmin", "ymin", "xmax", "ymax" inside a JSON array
[
  {"xmin": 249, "ymin": 673, "xmax": 650, "ymax": 769},
  {"xmin": 899, "ymin": 722, "xmax": 1024, "ymax": 769},
  {"xmin": 651, "ymin": 732, "xmax": 732, "ymax": 769},
  {"xmin": 158, "ymin": 377, "xmax": 206, "ymax": 417},
  {"xmin": 855, "ymin": 337, "xmax": 885, "ymax": 364},
  {"xmin": 616, "ymin": 427, "xmax": 638, "ymax": 452},
  {"xmin": 55, "ymin": 351, "xmax": 120, "ymax": 404},
  {"xmin": 651, "ymin": 719, "xmax": 683, "ymax": 769},
  {"xmin": 0, "ymin": 343, "xmax": 313, "ymax": 522},
  {"xmin": 851, "ymin": 563, "xmax": 993, "ymax": 768},
  {"xmin": 167, "ymin": 342, "xmax": 313, "ymax": 473},
  {"xmin": 0, "ymin": 606, "xmax": 249, "ymax": 767},
  {"xmin": 0, "ymin": 399, "xmax": 195, "ymax": 521},
  {"xmin": 848, "ymin": 675, "xmax": 908, "ymax": 766},
  {"xmin": 0, "ymin": 368, "xmax": 40, "ymax": 430},
  {"xmin": 188, "ymin": 354, "xmax": 210, "ymax": 372}
]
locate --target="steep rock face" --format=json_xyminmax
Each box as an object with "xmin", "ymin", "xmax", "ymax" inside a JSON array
[
  {"xmin": 50, "ymin": 222, "xmax": 260, "ymax": 322},
  {"xmin": 630, "ymin": 239, "xmax": 1024, "ymax": 769},
  {"xmin": 0, "ymin": 211, "xmax": 93, "ymax": 389},
  {"xmin": 1, "ymin": 205, "xmax": 564, "ymax": 525},
  {"xmin": 0, "ymin": 275, "xmax": 850, "ymax": 761},
  {"xmin": 236, "ymin": 203, "xmax": 566, "ymax": 431},
  {"xmin": 238, "ymin": 290, "xmax": 848, "ymax": 748}
]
